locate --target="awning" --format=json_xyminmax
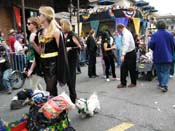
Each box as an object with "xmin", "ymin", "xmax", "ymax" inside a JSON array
[
  {"xmin": 98, "ymin": 0, "xmax": 114, "ymax": 5},
  {"xmin": 134, "ymin": 0, "xmax": 149, "ymax": 7}
]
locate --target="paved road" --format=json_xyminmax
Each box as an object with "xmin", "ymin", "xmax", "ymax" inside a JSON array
[{"xmin": 0, "ymin": 58, "xmax": 175, "ymax": 131}]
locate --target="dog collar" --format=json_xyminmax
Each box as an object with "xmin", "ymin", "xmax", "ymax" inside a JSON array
[{"xmin": 78, "ymin": 98, "xmax": 89, "ymax": 113}]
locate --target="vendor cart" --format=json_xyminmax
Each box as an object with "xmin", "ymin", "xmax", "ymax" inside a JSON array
[{"xmin": 136, "ymin": 47, "xmax": 156, "ymax": 81}]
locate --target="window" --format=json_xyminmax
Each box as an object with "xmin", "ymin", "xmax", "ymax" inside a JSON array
[{"xmin": 30, "ymin": 11, "xmax": 38, "ymax": 17}]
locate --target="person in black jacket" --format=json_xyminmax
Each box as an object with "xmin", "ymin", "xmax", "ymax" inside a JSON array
[
  {"xmin": 60, "ymin": 19, "xmax": 81, "ymax": 103},
  {"xmin": 101, "ymin": 31, "xmax": 117, "ymax": 82},
  {"xmin": 86, "ymin": 29, "xmax": 98, "ymax": 78}
]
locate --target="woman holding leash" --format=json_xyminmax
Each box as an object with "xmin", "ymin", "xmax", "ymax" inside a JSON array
[{"xmin": 60, "ymin": 19, "xmax": 81, "ymax": 103}]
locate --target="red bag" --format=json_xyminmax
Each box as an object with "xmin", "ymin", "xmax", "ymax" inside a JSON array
[{"xmin": 11, "ymin": 121, "xmax": 28, "ymax": 131}]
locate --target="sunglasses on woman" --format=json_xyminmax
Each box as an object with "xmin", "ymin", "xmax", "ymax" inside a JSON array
[{"xmin": 27, "ymin": 22, "xmax": 33, "ymax": 26}]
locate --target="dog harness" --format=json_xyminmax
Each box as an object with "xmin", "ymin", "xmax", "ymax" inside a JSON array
[{"xmin": 78, "ymin": 98, "xmax": 88, "ymax": 114}]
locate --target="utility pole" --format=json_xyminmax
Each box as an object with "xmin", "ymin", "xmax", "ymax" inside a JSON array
[
  {"xmin": 21, "ymin": 0, "xmax": 27, "ymax": 44},
  {"xmin": 77, "ymin": 0, "xmax": 80, "ymax": 37},
  {"xmin": 70, "ymin": 0, "xmax": 72, "ymax": 23}
]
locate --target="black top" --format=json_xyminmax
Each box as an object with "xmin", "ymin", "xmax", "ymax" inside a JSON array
[
  {"xmin": 86, "ymin": 35, "xmax": 97, "ymax": 54},
  {"xmin": 65, "ymin": 31, "xmax": 78, "ymax": 60},
  {"xmin": 37, "ymin": 29, "xmax": 70, "ymax": 84},
  {"xmin": 39, "ymin": 32, "xmax": 58, "ymax": 68},
  {"xmin": 101, "ymin": 40, "xmax": 114, "ymax": 57},
  {"xmin": 40, "ymin": 38, "xmax": 57, "ymax": 54}
]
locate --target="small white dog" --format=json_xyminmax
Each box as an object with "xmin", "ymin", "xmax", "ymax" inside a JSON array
[{"xmin": 75, "ymin": 92, "xmax": 101, "ymax": 118}]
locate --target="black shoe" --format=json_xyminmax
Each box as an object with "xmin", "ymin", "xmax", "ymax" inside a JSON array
[
  {"xmin": 89, "ymin": 76, "xmax": 96, "ymax": 78},
  {"xmin": 160, "ymin": 87, "xmax": 168, "ymax": 92},
  {"xmin": 128, "ymin": 84, "xmax": 137, "ymax": 88},
  {"xmin": 117, "ymin": 84, "xmax": 126, "ymax": 88}
]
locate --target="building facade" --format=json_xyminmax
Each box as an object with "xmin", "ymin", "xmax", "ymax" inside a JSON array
[
  {"xmin": 0, "ymin": 0, "xmax": 53, "ymax": 39},
  {"xmin": 157, "ymin": 15, "xmax": 175, "ymax": 32}
]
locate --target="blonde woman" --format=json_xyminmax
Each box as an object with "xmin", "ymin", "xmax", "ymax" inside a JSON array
[
  {"xmin": 60, "ymin": 19, "xmax": 81, "ymax": 103},
  {"xmin": 37, "ymin": 6, "xmax": 69, "ymax": 96}
]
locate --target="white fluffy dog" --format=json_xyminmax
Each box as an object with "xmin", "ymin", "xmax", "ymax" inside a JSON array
[{"xmin": 75, "ymin": 93, "xmax": 101, "ymax": 118}]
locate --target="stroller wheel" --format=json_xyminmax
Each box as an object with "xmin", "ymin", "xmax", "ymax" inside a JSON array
[
  {"xmin": 9, "ymin": 71, "xmax": 25, "ymax": 89},
  {"xmin": 146, "ymin": 71, "xmax": 153, "ymax": 81}
]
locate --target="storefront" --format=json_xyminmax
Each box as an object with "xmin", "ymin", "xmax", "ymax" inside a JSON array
[{"xmin": 0, "ymin": 0, "xmax": 53, "ymax": 38}]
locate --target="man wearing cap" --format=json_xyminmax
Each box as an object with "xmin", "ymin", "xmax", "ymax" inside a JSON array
[
  {"xmin": 14, "ymin": 34, "xmax": 24, "ymax": 53},
  {"xmin": 117, "ymin": 24, "xmax": 137, "ymax": 88},
  {"xmin": 7, "ymin": 29, "xmax": 16, "ymax": 52}
]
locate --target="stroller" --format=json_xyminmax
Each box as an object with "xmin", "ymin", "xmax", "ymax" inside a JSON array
[{"xmin": 136, "ymin": 47, "xmax": 156, "ymax": 81}]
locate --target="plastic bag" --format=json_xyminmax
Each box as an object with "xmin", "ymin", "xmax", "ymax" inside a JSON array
[
  {"xmin": 31, "ymin": 90, "xmax": 50, "ymax": 104},
  {"xmin": 39, "ymin": 92, "xmax": 75, "ymax": 119},
  {"xmin": 32, "ymin": 90, "xmax": 50, "ymax": 98}
]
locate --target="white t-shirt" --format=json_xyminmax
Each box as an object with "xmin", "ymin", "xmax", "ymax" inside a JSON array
[
  {"xmin": 110, "ymin": 37, "xmax": 114, "ymax": 46},
  {"xmin": 14, "ymin": 40, "xmax": 23, "ymax": 53}
]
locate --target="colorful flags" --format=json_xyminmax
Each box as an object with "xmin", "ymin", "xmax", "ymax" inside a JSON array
[
  {"xmin": 122, "ymin": 10, "xmax": 136, "ymax": 19},
  {"xmin": 90, "ymin": 20, "xmax": 100, "ymax": 36},
  {"xmin": 132, "ymin": 18, "xmax": 141, "ymax": 35},
  {"xmin": 115, "ymin": 17, "xmax": 129, "ymax": 29},
  {"xmin": 107, "ymin": 8, "xmax": 115, "ymax": 20}
]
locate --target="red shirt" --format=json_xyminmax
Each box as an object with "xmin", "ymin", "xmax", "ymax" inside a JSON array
[{"xmin": 7, "ymin": 35, "xmax": 15, "ymax": 52}]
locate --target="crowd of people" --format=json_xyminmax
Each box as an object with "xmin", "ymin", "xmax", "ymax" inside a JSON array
[{"xmin": 0, "ymin": 6, "xmax": 174, "ymax": 103}]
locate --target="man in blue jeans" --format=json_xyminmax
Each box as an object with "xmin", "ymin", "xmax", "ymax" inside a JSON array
[
  {"xmin": 149, "ymin": 20, "xmax": 175, "ymax": 92},
  {"xmin": 114, "ymin": 32, "xmax": 122, "ymax": 67}
]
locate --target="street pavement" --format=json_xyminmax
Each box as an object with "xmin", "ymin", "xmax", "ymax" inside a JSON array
[{"xmin": 0, "ymin": 58, "xmax": 175, "ymax": 131}]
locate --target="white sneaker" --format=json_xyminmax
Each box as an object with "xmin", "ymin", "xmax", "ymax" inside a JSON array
[
  {"xmin": 170, "ymin": 75, "xmax": 174, "ymax": 78},
  {"xmin": 111, "ymin": 77, "xmax": 120, "ymax": 81},
  {"xmin": 116, "ymin": 78, "xmax": 120, "ymax": 81},
  {"xmin": 106, "ymin": 78, "xmax": 110, "ymax": 82},
  {"xmin": 101, "ymin": 75, "xmax": 106, "ymax": 79}
]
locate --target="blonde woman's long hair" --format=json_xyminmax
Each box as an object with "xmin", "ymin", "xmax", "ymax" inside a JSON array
[
  {"xmin": 39, "ymin": 6, "xmax": 60, "ymax": 38},
  {"xmin": 60, "ymin": 19, "xmax": 72, "ymax": 33}
]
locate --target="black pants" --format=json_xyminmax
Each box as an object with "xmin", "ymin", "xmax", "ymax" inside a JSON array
[
  {"xmin": 67, "ymin": 56, "xmax": 77, "ymax": 103},
  {"xmin": 42, "ymin": 58, "xmax": 58, "ymax": 96},
  {"xmin": 121, "ymin": 50, "xmax": 137, "ymax": 85},
  {"xmin": 88, "ymin": 54, "xmax": 96, "ymax": 77},
  {"xmin": 103, "ymin": 55, "xmax": 116, "ymax": 78},
  {"xmin": 76, "ymin": 54, "xmax": 81, "ymax": 73}
]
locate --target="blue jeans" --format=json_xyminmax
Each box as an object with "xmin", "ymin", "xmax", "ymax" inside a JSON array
[
  {"xmin": 155, "ymin": 63, "xmax": 171, "ymax": 88},
  {"xmin": 170, "ymin": 62, "xmax": 174, "ymax": 75},
  {"xmin": 3, "ymin": 69, "xmax": 12, "ymax": 90},
  {"xmin": 80, "ymin": 50, "xmax": 86, "ymax": 63},
  {"xmin": 116, "ymin": 49, "xmax": 121, "ymax": 66}
]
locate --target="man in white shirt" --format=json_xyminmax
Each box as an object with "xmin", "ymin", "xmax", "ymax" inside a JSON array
[
  {"xmin": 13, "ymin": 34, "xmax": 27, "ymax": 72},
  {"xmin": 117, "ymin": 24, "xmax": 137, "ymax": 88},
  {"xmin": 14, "ymin": 34, "xmax": 24, "ymax": 53}
]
